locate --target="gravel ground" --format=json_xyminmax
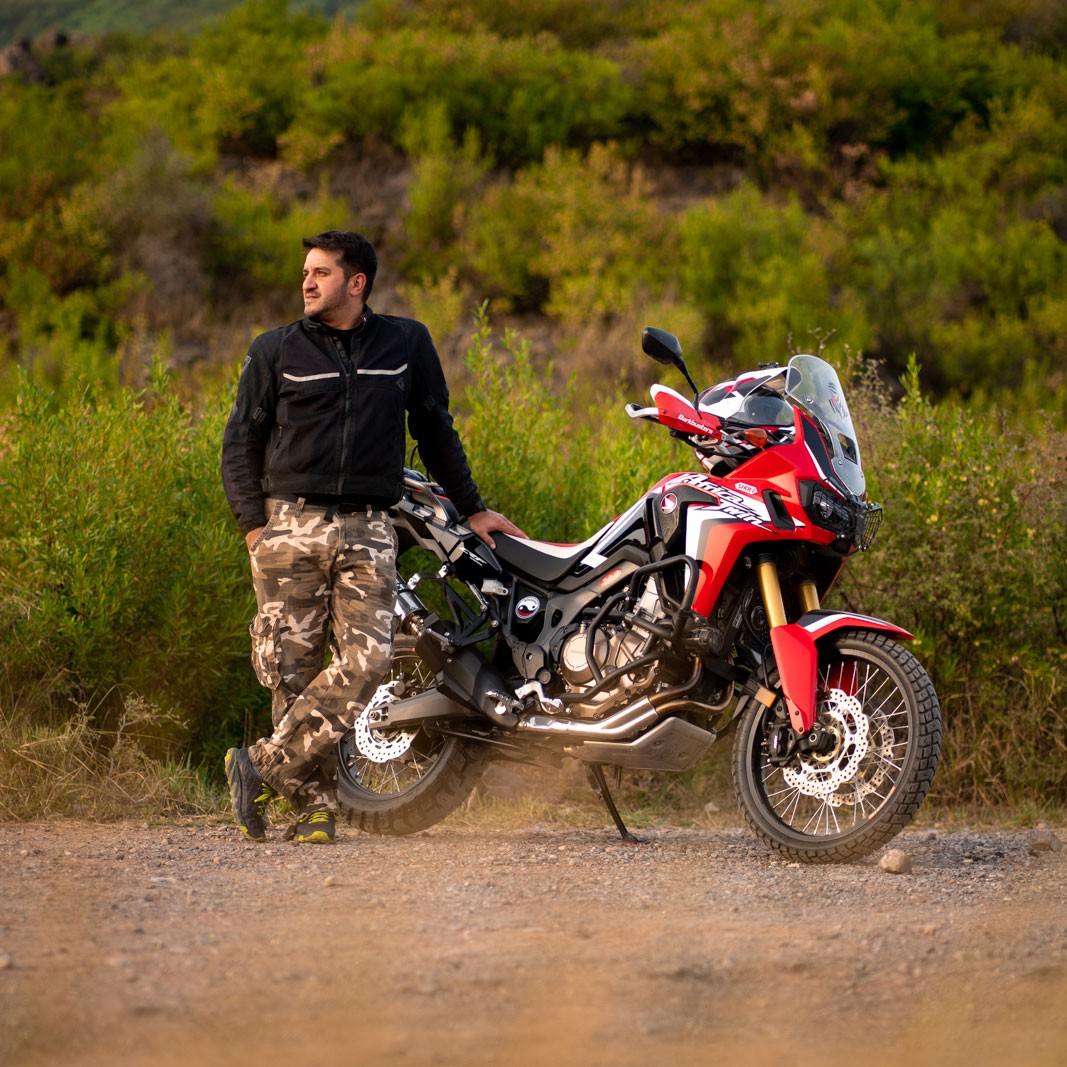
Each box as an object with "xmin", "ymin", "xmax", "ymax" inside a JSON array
[{"xmin": 1, "ymin": 817, "xmax": 1065, "ymax": 1067}]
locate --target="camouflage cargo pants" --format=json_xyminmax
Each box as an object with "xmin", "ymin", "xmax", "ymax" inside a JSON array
[{"xmin": 246, "ymin": 497, "xmax": 397, "ymax": 814}]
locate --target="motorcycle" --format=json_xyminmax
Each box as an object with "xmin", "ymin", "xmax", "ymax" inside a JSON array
[{"xmin": 336, "ymin": 328, "xmax": 941, "ymax": 863}]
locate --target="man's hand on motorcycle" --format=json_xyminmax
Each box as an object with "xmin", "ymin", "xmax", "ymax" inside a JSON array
[{"xmin": 466, "ymin": 509, "xmax": 528, "ymax": 549}]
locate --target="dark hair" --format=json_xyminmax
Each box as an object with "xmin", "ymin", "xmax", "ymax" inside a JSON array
[{"xmin": 302, "ymin": 230, "xmax": 378, "ymax": 299}]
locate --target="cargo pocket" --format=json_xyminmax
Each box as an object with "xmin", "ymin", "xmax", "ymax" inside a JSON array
[{"xmin": 249, "ymin": 612, "xmax": 282, "ymax": 689}]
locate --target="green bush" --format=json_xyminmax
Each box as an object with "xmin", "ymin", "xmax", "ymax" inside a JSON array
[
  {"xmin": 834, "ymin": 91, "xmax": 1067, "ymax": 401},
  {"xmin": 456, "ymin": 307, "xmax": 588, "ymax": 540},
  {"xmin": 192, "ymin": 0, "xmax": 325, "ymax": 156},
  {"xmin": 677, "ymin": 184, "xmax": 871, "ymax": 369},
  {"xmin": 287, "ymin": 24, "xmax": 632, "ymax": 167},
  {"xmin": 627, "ymin": 0, "xmax": 812, "ymax": 163},
  {"xmin": 841, "ymin": 358, "xmax": 1067, "ymax": 806},
  {"xmin": 462, "ymin": 144, "xmax": 668, "ymax": 324},
  {"xmin": 0, "ymin": 80, "xmax": 108, "ymax": 295},
  {"xmin": 627, "ymin": 0, "xmax": 1060, "ymax": 170},
  {"xmin": 396, "ymin": 102, "xmax": 493, "ymax": 284},
  {"xmin": 0, "ymin": 267, "xmax": 144, "ymax": 401},
  {"xmin": 209, "ymin": 175, "xmax": 350, "ymax": 292},
  {"xmin": 455, "ymin": 307, "xmax": 678, "ymax": 542},
  {"xmin": 99, "ymin": 0, "xmax": 324, "ymax": 167},
  {"xmin": 0, "ymin": 369, "xmax": 263, "ymax": 766}
]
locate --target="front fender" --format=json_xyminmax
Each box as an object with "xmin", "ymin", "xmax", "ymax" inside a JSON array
[
  {"xmin": 772, "ymin": 611, "xmax": 914, "ymax": 733},
  {"xmin": 797, "ymin": 610, "xmax": 913, "ymax": 643}
]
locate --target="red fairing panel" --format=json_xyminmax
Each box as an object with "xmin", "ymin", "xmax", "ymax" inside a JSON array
[{"xmin": 649, "ymin": 431, "xmax": 845, "ymax": 618}]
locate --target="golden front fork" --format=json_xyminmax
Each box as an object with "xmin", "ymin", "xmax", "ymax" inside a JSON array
[
  {"xmin": 798, "ymin": 578, "xmax": 820, "ymax": 615},
  {"xmin": 757, "ymin": 560, "xmax": 821, "ymax": 628},
  {"xmin": 757, "ymin": 560, "xmax": 789, "ymax": 629}
]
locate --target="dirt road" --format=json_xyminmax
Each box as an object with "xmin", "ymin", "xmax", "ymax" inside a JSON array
[{"xmin": 1, "ymin": 817, "xmax": 1065, "ymax": 1067}]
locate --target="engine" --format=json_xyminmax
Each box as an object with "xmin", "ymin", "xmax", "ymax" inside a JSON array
[{"xmin": 556, "ymin": 577, "xmax": 665, "ymax": 716}]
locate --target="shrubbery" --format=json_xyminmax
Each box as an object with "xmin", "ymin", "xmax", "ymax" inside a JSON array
[
  {"xmin": 2, "ymin": 0, "xmax": 1066, "ymax": 410},
  {"xmin": 842, "ymin": 360, "xmax": 1067, "ymax": 806},
  {"xmin": 0, "ymin": 367, "xmax": 266, "ymax": 782},
  {"xmin": 285, "ymin": 23, "xmax": 632, "ymax": 169}
]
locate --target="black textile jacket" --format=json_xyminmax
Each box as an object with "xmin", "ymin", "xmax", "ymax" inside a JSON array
[{"xmin": 221, "ymin": 309, "xmax": 485, "ymax": 534}]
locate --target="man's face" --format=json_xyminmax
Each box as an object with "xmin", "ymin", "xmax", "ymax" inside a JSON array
[{"xmin": 302, "ymin": 247, "xmax": 365, "ymax": 326}]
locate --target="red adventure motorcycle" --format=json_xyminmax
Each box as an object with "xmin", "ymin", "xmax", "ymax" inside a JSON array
[{"xmin": 337, "ymin": 328, "xmax": 941, "ymax": 863}]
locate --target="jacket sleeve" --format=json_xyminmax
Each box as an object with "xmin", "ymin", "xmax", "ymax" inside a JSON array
[
  {"xmin": 221, "ymin": 334, "xmax": 278, "ymax": 534},
  {"xmin": 405, "ymin": 322, "xmax": 486, "ymax": 518}
]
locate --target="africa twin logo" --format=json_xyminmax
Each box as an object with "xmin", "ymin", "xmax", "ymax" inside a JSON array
[
  {"xmin": 663, "ymin": 474, "xmax": 771, "ymax": 529},
  {"xmin": 712, "ymin": 487, "xmax": 772, "ymax": 527}
]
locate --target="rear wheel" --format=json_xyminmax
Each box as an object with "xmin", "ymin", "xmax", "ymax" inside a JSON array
[
  {"xmin": 336, "ymin": 637, "xmax": 490, "ymax": 835},
  {"xmin": 732, "ymin": 629, "xmax": 941, "ymax": 864}
]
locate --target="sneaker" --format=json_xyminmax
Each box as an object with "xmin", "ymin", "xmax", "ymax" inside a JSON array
[
  {"xmin": 224, "ymin": 747, "xmax": 276, "ymax": 842},
  {"xmin": 292, "ymin": 810, "xmax": 336, "ymax": 844}
]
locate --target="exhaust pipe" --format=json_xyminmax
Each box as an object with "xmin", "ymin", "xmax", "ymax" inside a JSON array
[
  {"xmin": 517, "ymin": 700, "xmax": 659, "ymax": 740},
  {"xmin": 516, "ymin": 667, "xmax": 704, "ymax": 741}
]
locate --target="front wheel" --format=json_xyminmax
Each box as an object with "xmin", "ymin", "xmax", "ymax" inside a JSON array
[
  {"xmin": 732, "ymin": 629, "xmax": 941, "ymax": 864},
  {"xmin": 336, "ymin": 637, "xmax": 490, "ymax": 835}
]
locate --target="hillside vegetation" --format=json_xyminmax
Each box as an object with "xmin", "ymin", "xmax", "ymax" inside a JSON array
[
  {"xmin": 0, "ymin": 0, "xmax": 1063, "ymax": 817},
  {"xmin": 0, "ymin": 0, "xmax": 351, "ymax": 47}
]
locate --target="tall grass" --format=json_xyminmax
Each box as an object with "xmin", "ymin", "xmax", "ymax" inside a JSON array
[
  {"xmin": 0, "ymin": 699, "xmax": 219, "ymax": 821},
  {"xmin": 0, "ymin": 362, "xmax": 267, "ymax": 818}
]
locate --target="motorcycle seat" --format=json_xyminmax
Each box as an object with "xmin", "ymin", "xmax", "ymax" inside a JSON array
[{"xmin": 491, "ymin": 527, "xmax": 609, "ymax": 584}]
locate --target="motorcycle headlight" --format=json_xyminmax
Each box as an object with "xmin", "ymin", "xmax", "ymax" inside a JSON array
[
  {"xmin": 804, "ymin": 487, "xmax": 883, "ymax": 551},
  {"xmin": 807, "ymin": 486, "xmax": 854, "ymax": 539}
]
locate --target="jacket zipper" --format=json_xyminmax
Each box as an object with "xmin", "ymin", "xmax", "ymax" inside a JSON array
[{"xmin": 331, "ymin": 332, "xmax": 366, "ymax": 497}]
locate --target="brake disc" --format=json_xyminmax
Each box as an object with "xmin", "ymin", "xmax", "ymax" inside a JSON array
[
  {"xmin": 782, "ymin": 689, "xmax": 869, "ymax": 799},
  {"xmin": 352, "ymin": 679, "xmax": 418, "ymax": 764},
  {"xmin": 830, "ymin": 716, "xmax": 894, "ymax": 807}
]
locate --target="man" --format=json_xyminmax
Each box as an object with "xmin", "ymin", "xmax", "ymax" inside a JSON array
[{"xmin": 221, "ymin": 230, "xmax": 523, "ymax": 844}]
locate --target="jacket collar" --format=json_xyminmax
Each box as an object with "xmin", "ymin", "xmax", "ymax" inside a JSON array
[{"xmin": 303, "ymin": 305, "xmax": 373, "ymax": 333}]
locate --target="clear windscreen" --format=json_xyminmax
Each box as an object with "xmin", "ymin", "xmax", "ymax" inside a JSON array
[{"xmin": 785, "ymin": 355, "xmax": 866, "ymax": 496}]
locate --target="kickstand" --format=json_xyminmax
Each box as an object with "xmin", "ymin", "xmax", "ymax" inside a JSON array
[{"xmin": 586, "ymin": 764, "xmax": 644, "ymax": 844}]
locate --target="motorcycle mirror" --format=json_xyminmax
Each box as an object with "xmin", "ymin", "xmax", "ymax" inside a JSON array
[
  {"xmin": 642, "ymin": 326, "xmax": 700, "ymax": 399},
  {"xmin": 642, "ymin": 326, "xmax": 682, "ymax": 365}
]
